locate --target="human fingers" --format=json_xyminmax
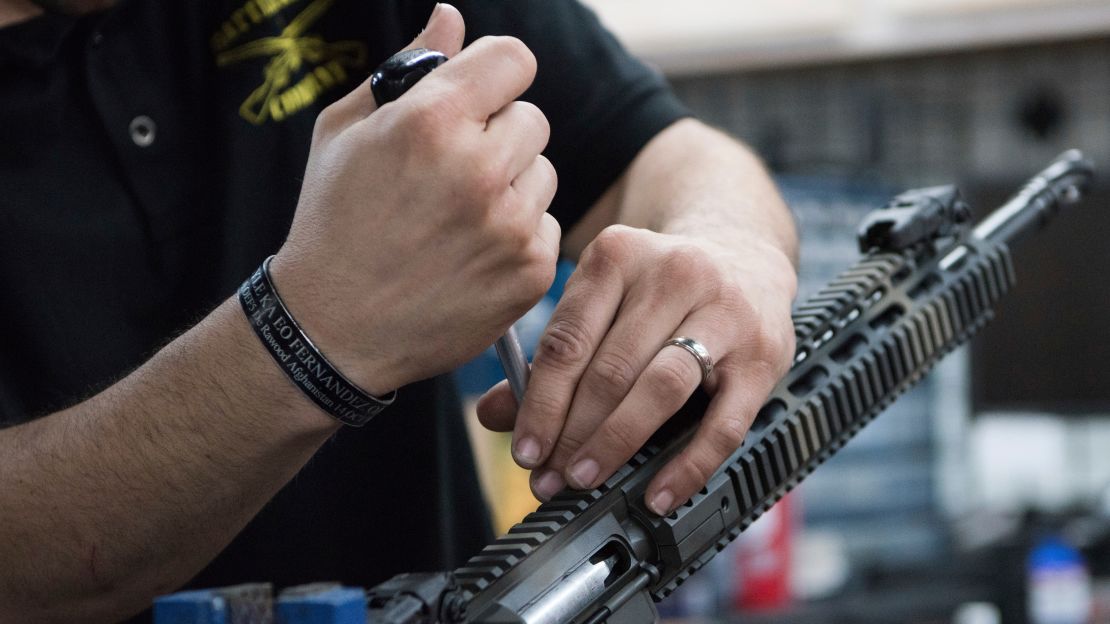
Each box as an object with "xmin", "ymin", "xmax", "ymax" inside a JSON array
[
  {"xmin": 503, "ymin": 155, "xmax": 558, "ymax": 236},
  {"xmin": 559, "ymin": 314, "xmax": 727, "ymax": 495},
  {"xmin": 531, "ymin": 211, "xmax": 562, "ymax": 266},
  {"xmin": 644, "ymin": 379, "xmax": 763, "ymax": 516},
  {"xmin": 402, "ymin": 3, "xmax": 466, "ymax": 57},
  {"xmin": 319, "ymin": 3, "xmax": 465, "ymax": 133},
  {"xmin": 476, "ymin": 379, "xmax": 517, "ymax": 432},
  {"xmin": 643, "ymin": 304, "xmax": 793, "ymax": 515},
  {"xmin": 528, "ymin": 228, "xmax": 797, "ymax": 504},
  {"xmin": 486, "ymin": 101, "xmax": 551, "ymax": 184},
  {"xmin": 474, "ymin": 223, "xmax": 558, "ymax": 437},
  {"xmin": 510, "ymin": 232, "xmax": 634, "ymax": 469},
  {"xmin": 528, "ymin": 279, "xmax": 702, "ymax": 499},
  {"xmin": 425, "ymin": 35, "xmax": 537, "ymax": 122}
]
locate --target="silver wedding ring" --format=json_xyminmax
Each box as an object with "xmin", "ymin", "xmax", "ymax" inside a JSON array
[{"xmin": 663, "ymin": 336, "xmax": 714, "ymax": 385}]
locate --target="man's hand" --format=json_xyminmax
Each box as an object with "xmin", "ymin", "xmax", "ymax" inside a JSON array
[
  {"xmin": 272, "ymin": 4, "xmax": 559, "ymax": 397},
  {"xmin": 0, "ymin": 7, "xmax": 565, "ymax": 622},
  {"xmin": 477, "ymin": 121, "xmax": 798, "ymax": 517},
  {"xmin": 480, "ymin": 230, "xmax": 795, "ymax": 515}
]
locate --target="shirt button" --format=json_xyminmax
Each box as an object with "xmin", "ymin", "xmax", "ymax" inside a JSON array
[
  {"xmin": 129, "ymin": 116, "xmax": 156, "ymax": 148},
  {"xmin": 90, "ymin": 30, "xmax": 104, "ymax": 47}
]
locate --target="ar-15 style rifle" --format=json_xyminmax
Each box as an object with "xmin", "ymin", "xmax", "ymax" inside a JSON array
[
  {"xmin": 153, "ymin": 153, "xmax": 1095, "ymax": 624},
  {"xmin": 152, "ymin": 48, "xmax": 1095, "ymax": 624},
  {"xmin": 362, "ymin": 150, "xmax": 1094, "ymax": 624}
]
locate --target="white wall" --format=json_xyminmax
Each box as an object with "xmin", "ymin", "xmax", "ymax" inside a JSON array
[{"xmin": 581, "ymin": 0, "xmax": 1110, "ymax": 74}]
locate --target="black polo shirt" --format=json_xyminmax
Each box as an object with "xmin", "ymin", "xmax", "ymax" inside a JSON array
[{"xmin": 0, "ymin": 0, "xmax": 687, "ymax": 621}]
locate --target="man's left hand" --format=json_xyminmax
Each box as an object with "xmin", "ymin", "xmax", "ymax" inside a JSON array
[{"xmin": 476, "ymin": 225, "xmax": 796, "ymax": 516}]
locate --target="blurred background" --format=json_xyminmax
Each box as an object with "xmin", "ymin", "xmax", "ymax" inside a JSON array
[{"xmin": 455, "ymin": 1, "xmax": 1110, "ymax": 622}]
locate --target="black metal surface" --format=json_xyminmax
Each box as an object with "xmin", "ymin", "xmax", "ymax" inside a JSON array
[
  {"xmin": 973, "ymin": 149, "xmax": 1093, "ymax": 245},
  {"xmin": 367, "ymin": 573, "xmax": 462, "ymax": 624},
  {"xmin": 856, "ymin": 184, "xmax": 970, "ymax": 253}
]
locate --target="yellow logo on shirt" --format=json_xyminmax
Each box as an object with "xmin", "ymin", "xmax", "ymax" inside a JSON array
[{"xmin": 212, "ymin": 0, "xmax": 367, "ymax": 125}]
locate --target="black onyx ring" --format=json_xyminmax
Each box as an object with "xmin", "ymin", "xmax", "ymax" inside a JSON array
[{"xmin": 663, "ymin": 336, "xmax": 714, "ymax": 385}]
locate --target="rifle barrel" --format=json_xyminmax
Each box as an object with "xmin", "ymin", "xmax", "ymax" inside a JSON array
[{"xmin": 973, "ymin": 150, "xmax": 1094, "ymax": 246}]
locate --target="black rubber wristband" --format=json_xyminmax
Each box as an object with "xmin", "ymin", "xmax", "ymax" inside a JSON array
[{"xmin": 239, "ymin": 256, "xmax": 395, "ymax": 427}]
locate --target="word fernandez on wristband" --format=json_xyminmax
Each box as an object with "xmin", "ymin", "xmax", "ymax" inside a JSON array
[{"xmin": 239, "ymin": 255, "xmax": 395, "ymax": 426}]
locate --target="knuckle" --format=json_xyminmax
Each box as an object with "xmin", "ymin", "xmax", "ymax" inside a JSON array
[
  {"xmin": 492, "ymin": 35, "xmax": 537, "ymax": 79},
  {"xmin": 518, "ymin": 254, "xmax": 556, "ymax": 302},
  {"xmin": 537, "ymin": 154, "xmax": 558, "ymax": 185},
  {"xmin": 493, "ymin": 205, "xmax": 532, "ymax": 249},
  {"xmin": 395, "ymin": 100, "xmax": 454, "ymax": 149},
  {"xmin": 312, "ymin": 104, "xmax": 342, "ymax": 143},
  {"xmin": 581, "ymin": 226, "xmax": 634, "ymax": 278},
  {"xmin": 657, "ymin": 244, "xmax": 708, "ymax": 286},
  {"xmin": 512, "ymin": 101, "xmax": 550, "ymax": 136},
  {"xmin": 714, "ymin": 282, "xmax": 749, "ymax": 313},
  {"xmin": 548, "ymin": 219, "xmax": 564, "ymax": 252},
  {"xmin": 749, "ymin": 318, "xmax": 794, "ymax": 378},
  {"xmin": 535, "ymin": 211, "xmax": 562, "ymax": 253},
  {"xmin": 774, "ymin": 328, "xmax": 797, "ymax": 375},
  {"xmin": 537, "ymin": 315, "xmax": 592, "ymax": 369},
  {"xmin": 510, "ymin": 98, "xmax": 541, "ymax": 116},
  {"xmin": 404, "ymin": 96, "xmax": 445, "ymax": 123},
  {"xmin": 701, "ymin": 285, "xmax": 752, "ymax": 346},
  {"xmin": 594, "ymin": 224, "xmax": 634, "ymax": 251},
  {"xmin": 588, "ymin": 349, "xmax": 639, "ymax": 392},
  {"xmin": 468, "ymin": 159, "xmax": 509, "ymax": 202},
  {"xmin": 527, "ymin": 156, "xmax": 559, "ymax": 203}
]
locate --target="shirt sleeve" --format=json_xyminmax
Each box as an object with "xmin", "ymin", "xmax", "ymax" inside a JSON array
[{"xmin": 418, "ymin": 0, "xmax": 692, "ymax": 229}]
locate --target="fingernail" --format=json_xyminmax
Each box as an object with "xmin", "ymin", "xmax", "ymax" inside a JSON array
[
  {"xmin": 514, "ymin": 437, "xmax": 541, "ymax": 467},
  {"xmin": 649, "ymin": 489, "xmax": 675, "ymax": 516},
  {"xmin": 568, "ymin": 458, "xmax": 600, "ymax": 489},
  {"xmin": 533, "ymin": 470, "xmax": 565, "ymax": 501}
]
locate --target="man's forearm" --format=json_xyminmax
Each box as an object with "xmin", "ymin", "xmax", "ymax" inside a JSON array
[
  {"xmin": 0, "ymin": 7, "xmax": 557, "ymax": 619},
  {"xmin": 0, "ymin": 297, "xmax": 340, "ymax": 623},
  {"xmin": 566, "ymin": 118, "xmax": 798, "ymax": 266},
  {"xmin": 632, "ymin": 119, "xmax": 797, "ymax": 265}
]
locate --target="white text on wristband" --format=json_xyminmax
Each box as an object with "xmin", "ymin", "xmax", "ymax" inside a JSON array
[{"xmin": 239, "ymin": 256, "xmax": 395, "ymax": 426}]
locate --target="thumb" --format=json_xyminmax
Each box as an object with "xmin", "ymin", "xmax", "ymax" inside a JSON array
[
  {"xmin": 322, "ymin": 4, "xmax": 465, "ymax": 127},
  {"xmin": 476, "ymin": 379, "xmax": 519, "ymax": 433},
  {"xmin": 405, "ymin": 3, "xmax": 466, "ymax": 58}
]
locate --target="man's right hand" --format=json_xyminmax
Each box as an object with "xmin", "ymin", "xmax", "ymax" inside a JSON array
[
  {"xmin": 0, "ymin": 6, "xmax": 562, "ymax": 622},
  {"xmin": 271, "ymin": 4, "xmax": 560, "ymax": 396}
]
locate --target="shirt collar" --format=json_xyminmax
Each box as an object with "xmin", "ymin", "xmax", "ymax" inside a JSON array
[
  {"xmin": 0, "ymin": 1, "xmax": 138, "ymax": 71},
  {"xmin": 0, "ymin": 11, "xmax": 80, "ymax": 69}
]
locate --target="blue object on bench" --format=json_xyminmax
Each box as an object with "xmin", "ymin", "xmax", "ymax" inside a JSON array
[
  {"xmin": 275, "ymin": 586, "xmax": 366, "ymax": 624},
  {"xmin": 153, "ymin": 589, "xmax": 229, "ymax": 624}
]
